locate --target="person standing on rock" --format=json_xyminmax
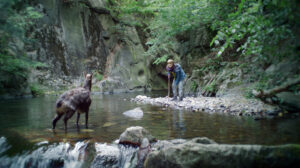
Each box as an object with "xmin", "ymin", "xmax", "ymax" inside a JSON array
[{"xmin": 166, "ymin": 59, "xmax": 186, "ymax": 101}]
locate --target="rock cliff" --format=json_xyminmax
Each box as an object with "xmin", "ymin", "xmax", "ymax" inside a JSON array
[{"xmin": 31, "ymin": 0, "xmax": 149, "ymax": 93}]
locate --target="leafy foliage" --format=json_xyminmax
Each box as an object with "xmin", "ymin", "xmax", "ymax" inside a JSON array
[
  {"xmin": 153, "ymin": 55, "xmax": 168, "ymax": 65},
  {"xmin": 203, "ymin": 79, "xmax": 217, "ymax": 93},
  {"xmin": 191, "ymin": 81, "xmax": 198, "ymax": 92},
  {"xmin": 111, "ymin": 0, "xmax": 299, "ymax": 68},
  {"xmin": 0, "ymin": 0, "xmax": 42, "ymax": 94},
  {"xmin": 30, "ymin": 83, "xmax": 44, "ymax": 96},
  {"xmin": 210, "ymin": 0, "xmax": 298, "ymax": 63},
  {"xmin": 95, "ymin": 72, "xmax": 103, "ymax": 82},
  {"xmin": 0, "ymin": 53, "xmax": 29, "ymax": 93}
]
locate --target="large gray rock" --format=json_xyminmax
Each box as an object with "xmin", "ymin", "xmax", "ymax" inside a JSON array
[
  {"xmin": 98, "ymin": 77, "xmax": 128, "ymax": 94},
  {"xmin": 123, "ymin": 107, "xmax": 144, "ymax": 119},
  {"xmin": 276, "ymin": 92, "xmax": 300, "ymax": 112},
  {"xmin": 145, "ymin": 139, "xmax": 300, "ymax": 168},
  {"xmin": 119, "ymin": 126, "xmax": 156, "ymax": 146},
  {"xmin": 91, "ymin": 142, "xmax": 139, "ymax": 168}
]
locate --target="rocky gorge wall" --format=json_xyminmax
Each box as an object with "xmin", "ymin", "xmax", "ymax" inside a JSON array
[{"xmin": 29, "ymin": 0, "xmax": 150, "ymax": 93}]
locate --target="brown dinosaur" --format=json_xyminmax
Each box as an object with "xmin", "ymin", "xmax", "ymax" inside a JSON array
[{"xmin": 52, "ymin": 73, "xmax": 92, "ymax": 130}]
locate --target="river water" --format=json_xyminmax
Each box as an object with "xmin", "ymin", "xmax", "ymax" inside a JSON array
[{"xmin": 0, "ymin": 92, "xmax": 299, "ymax": 167}]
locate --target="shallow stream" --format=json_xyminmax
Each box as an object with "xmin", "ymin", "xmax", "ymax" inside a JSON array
[{"xmin": 0, "ymin": 92, "xmax": 299, "ymax": 167}]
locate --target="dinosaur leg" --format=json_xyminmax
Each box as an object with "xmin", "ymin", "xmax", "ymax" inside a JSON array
[
  {"xmin": 52, "ymin": 113, "xmax": 63, "ymax": 129},
  {"xmin": 76, "ymin": 113, "xmax": 80, "ymax": 128},
  {"xmin": 64, "ymin": 110, "xmax": 75, "ymax": 131}
]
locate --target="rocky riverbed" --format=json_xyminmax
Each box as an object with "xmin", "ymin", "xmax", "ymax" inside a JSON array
[
  {"xmin": 1, "ymin": 126, "xmax": 299, "ymax": 168},
  {"xmin": 132, "ymin": 95, "xmax": 284, "ymax": 119},
  {"xmin": 98, "ymin": 126, "xmax": 300, "ymax": 168}
]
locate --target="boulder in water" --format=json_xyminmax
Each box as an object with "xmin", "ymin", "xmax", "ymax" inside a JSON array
[
  {"xmin": 119, "ymin": 126, "xmax": 156, "ymax": 146},
  {"xmin": 123, "ymin": 107, "xmax": 144, "ymax": 119}
]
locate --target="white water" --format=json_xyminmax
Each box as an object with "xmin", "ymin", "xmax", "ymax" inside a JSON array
[
  {"xmin": 0, "ymin": 136, "xmax": 140, "ymax": 168},
  {"xmin": 0, "ymin": 137, "xmax": 88, "ymax": 168}
]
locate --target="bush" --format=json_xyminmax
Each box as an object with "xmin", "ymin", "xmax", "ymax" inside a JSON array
[
  {"xmin": 30, "ymin": 84, "xmax": 44, "ymax": 96},
  {"xmin": 191, "ymin": 81, "xmax": 198, "ymax": 92},
  {"xmin": 0, "ymin": 53, "xmax": 29, "ymax": 93},
  {"xmin": 0, "ymin": 0, "xmax": 43, "ymax": 94},
  {"xmin": 210, "ymin": 0, "xmax": 298, "ymax": 64},
  {"xmin": 95, "ymin": 73, "xmax": 103, "ymax": 82}
]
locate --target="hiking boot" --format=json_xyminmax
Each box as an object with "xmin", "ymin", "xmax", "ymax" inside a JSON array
[
  {"xmin": 171, "ymin": 96, "xmax": 177, "ymax": 101},
  {"xmin": 179, "ymin": 96, "xmax": 183, "ymax": 101}
]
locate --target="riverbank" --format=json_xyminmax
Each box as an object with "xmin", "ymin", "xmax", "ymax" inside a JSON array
[{"xmin": 132, "ymin": 94, "xmax": 293, "ymax": 119}]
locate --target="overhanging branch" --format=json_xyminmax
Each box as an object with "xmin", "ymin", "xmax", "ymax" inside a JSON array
[{"xmin": 253, "ymin": 76, "xmax": 300, "ymax": 100}]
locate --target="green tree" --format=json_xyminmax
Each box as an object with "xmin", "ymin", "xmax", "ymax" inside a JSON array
[
  {"xmin": 0, "ymin": 0, "xmax": 42, "ymax": 94},
  {"xmin": 210, "ymin": 0, "xmax": 298, "ymax": 63},
  {"xmin": 110, "ymin": 0, "xmax": 298, "ymax": 66}
]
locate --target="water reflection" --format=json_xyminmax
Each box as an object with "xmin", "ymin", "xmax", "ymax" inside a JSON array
[
  {"xmin": 0, "ymin": 92, "xmax": 299, "ymax": 145},
  {"xmin": 171, "ymin": 110, "xmax": 186, "ymax": 138}
]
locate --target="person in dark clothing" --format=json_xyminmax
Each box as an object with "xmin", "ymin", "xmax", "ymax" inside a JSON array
[{"xmin": 166, "ymin": 59, "xmax": 186, "ymax": 101}]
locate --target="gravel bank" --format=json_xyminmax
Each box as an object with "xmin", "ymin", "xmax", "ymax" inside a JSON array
[{"xmin": 132, "ymin": 95, "xmax": 282, "ymax": 118}]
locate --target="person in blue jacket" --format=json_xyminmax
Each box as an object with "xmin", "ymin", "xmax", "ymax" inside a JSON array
[{"xmin": 166, "ymin": 59, "xmax": 186, "ymax": 101}]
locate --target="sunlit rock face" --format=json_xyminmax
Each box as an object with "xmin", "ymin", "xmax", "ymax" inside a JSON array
[{"xmin": 33, "ymin": 0, "xmax": 149, "ymax": 91}]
